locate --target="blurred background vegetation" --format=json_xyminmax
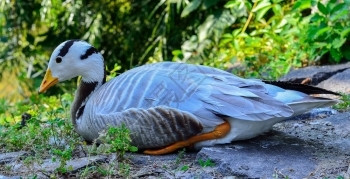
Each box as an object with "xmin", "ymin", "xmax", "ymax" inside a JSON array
[{"xmin": 0, "ymin": 0, "xmax": 349, "ymax": 123}]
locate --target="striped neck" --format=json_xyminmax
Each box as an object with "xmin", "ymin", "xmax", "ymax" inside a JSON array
[{"xmin": 71, "ymin": 67, "xmax": 106, "ymax": 128}]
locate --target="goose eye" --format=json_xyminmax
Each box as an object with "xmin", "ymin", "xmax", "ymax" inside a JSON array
[{"xmin": 56, "ymin": 57, "xmax": 62, "ymax": 63}]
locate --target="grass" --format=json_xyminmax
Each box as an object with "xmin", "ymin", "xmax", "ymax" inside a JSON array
[
  {"xmin": 198, "ymin": 158, "xmax": 215, "ymax": 167},
  {"xmin": 333, "ymin": 94, "xmax": 350, "ymax": 111},
  {"xmin": 0, "ymin": 93, "xmax": 138, "ymax": 178}
]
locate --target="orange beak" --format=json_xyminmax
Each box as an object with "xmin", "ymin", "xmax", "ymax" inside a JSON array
[{"xmin": 39, "ymin": 69, "xmax": 59, "ymax": 93}]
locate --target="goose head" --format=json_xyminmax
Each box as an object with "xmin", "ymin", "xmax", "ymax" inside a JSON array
[{"xmin": 39, "ymin": 40, "xmax": 105, "ymax": 92}]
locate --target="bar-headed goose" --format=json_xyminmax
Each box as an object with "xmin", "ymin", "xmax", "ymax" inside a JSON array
[{"xmin": 39, "ymin": 40, "xmax": 338, "ymax": 155}]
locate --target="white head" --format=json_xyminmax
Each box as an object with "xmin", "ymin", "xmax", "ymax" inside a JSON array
[{"xmin": 39, "ymin": 40, "xmax": 105, "ymax": 92}]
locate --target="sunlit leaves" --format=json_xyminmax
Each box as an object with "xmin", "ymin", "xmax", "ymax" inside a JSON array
[
  {"xmin": 252, "ymin": 0, "xmax": 272, "ymax": 21},
  {"xmin": 292, "ymin": 0, "xmax": 312, "ymax": 11},
  {"xmin": 317, "ymin": 1, "xmax": 328, "ymax": 15},
  {"xmin": 304, "ymin": 0, "xmax": 350, "ymax": 63}
]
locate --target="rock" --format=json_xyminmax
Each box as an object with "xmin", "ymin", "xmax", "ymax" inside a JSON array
[
  {"xmin": 128, "ymin": 153, "xmax": 179, "ymax": 165},
  {"xmin": 9, "ymin": 155, "xmax": 107, "ymax": 175},
  {"xmin": 274, "ymin": 111, "xmax": 350, "ymax": 178},
  {"xmin": 0, "ymin": 175, "xmax": 21, "ymax": 179},
  {"xmin": 276, "ymin": 111, "xmax": 350, "ymax": 153},
  {"xmin": 196, "ymin": 134, "xmax": 317, "ymax": 178},
  {"xmin": 0, "ymin": 151, "xmax": 26, "ymax": 164},
  {"xmin": 317, "ymin": 68, "xmax": 350, "ymax": 94},
  {"xmin": 280, "ymin": 62, "xmax": 350, "ymax": 85},
  {"xmin": 289, "ymin": 107, "xmax": 338, "ymax": 121}
]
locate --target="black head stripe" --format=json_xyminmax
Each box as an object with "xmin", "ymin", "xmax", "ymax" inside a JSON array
[
  {"xmin": 58, "ymin": 39, "xmax": 80, "ymax": 57},
  {"xmin": 80, "ymin": 46, "xmax": 98, "ymax": 60}
]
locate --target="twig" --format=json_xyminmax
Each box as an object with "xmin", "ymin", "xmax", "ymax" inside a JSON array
[{"xmin": 241, "ymin": 0, "xmax": 259, "ymax": 34}]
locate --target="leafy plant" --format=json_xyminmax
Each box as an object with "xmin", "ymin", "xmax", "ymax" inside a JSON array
[
  {"xmin": 333, "ymin": 94, "xmax": 350, "ymax": 110},
  {"xmin": 96, "ymin": 124, "xmax": 138, "ymax": 159},
  {"xmin": 180, "ymin": 165, "xmax": 190, "ymax": 171},
  {"xmin": 175, "ymin": 148, "xmax": 186, "ymax": 165},
  {"xmin": 118, "ymin": 162, "xmax": 131, "ymax": 177},
  {"xmin": 198, "ymin": 158, "xmax": 215, "ymax": 167},
  {"xmin": 79, "ymin": 164, "xmax": 117, "ymax": 178},
  {"xmin": 172, "ymin": 0, "xmax": 308, "ymax": 79},
  {"xmin": 302, "ymin": 0, "xmax": 350, "ymax": 63},
  {"xmin": 52, "ymin": 147, "xmax": 74, "ymax": 174},
  {"xmin": 172, "ymin": 0, "xmax": 350, "ymax": 79}
]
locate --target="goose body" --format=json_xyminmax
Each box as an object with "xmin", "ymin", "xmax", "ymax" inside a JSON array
[{"xmin": 40, "ymin": 40, "xmax": 338, "ymax": 154}]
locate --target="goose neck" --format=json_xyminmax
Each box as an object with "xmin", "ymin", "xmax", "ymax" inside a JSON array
[{"xmin": 71, "ymin": 68, "xmax": 106, "ymax": 128}]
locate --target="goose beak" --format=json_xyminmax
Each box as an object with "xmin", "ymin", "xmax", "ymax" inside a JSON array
[{"xmin": 39, "ymin": 69, "xmax": 59, "ymax": 93}]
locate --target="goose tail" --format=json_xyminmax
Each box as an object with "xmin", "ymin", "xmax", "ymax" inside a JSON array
[
  {"xmin": 263, "ymin": 81, "xmax": 340, "ymax": 116},
  {"xmin": 288, "ymin": 97, "xmax": 339, "ymax": 116}
]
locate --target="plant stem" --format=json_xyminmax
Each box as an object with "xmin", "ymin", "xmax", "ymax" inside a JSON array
[{"xmin": 241, "ymin": 0, "xmax": 259, "ymax": 34}]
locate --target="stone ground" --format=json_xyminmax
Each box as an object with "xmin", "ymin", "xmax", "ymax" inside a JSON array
[{"xmin": 1, "ymin": 63, "xmax": 350, "ymax": 178}]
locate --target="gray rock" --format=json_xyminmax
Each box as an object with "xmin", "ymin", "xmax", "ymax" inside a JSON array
[
  {"xmin": 0, "ymin": 175, "xmax": 21, "ymax": 179},
  {"xmin": 273, "ymin": 112, "xmax": 350, "ymax": 178},
  {"xmin": 0, "ymin": 151, "xmax": 26, "ymax": 164},
  {"xmin": 174, "ymin": 169, "xmax": 218, "ymax": 179},
  {"xmin": 280, "ymin": 62, "xmax": 350, "ymax": 85},
  {"xmin": 276, "ymin": 111, "xmax": 350, "ymax": 153},
  {"xmin": 196, "ymin": 134, "xmax": 317, "ymax": 178},
  {"xmin": 128, "ymin": 153, "xmax": 179, "ymax": 165},
  {"xmin": 317, "ymin": 68, "xmax": 350, "ymax": 94},
  {"xmin": 289, "ymin": 107, "xmax": 338, "ymax": 121},
  {"xmin": 9, "ymin": 155, "xmax": 107, "ymax": 175}
]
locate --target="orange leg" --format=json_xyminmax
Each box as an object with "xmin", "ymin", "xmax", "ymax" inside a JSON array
[{"xmin": 143, "ymin": 121, "xmax": 231, "ymax": 155}]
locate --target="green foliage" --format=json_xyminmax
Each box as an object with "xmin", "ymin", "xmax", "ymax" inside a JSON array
[
  {"xmin": 172, "ymin": 0, "xmax": 350, "ymax": 79},
  {"xmin": 118, "ymin": 162, "xmax": 131, "ymax": 177},
  {"xmin": 175, "ymin": 148, "xmax": 186, "ymax": 165},
  {"xmin": 172, "ymin": 0, "xmax": 303, "ymax": 79},
  {"xmin": 333, "ymin": 94, "xmax": 350, "ymax": 110},
  {"xmin": 79, "ymin": 163, "xmax": 117, "ymax": 178},
  {"xmin": 52, "ymin": 147, "xmax": 74, "ymax": 174},
  {"xmin": 180, "ymin": 165, "xmax": 190, "ymax": 171},
  {"xmin": 0, "ymin": 93, "xmax": 137, "ymax": 177},
  {"xmin": 0, "ymin": 93, "xmax": 82, "ymax": 174},
  {"xmin": 303, "ymin": 0, "xmax": 350, "ymax": 63},
  {"xmin": 198, "ymin": 158, "xmax": 215, "ymax": 167},
  {"xmin": 1, "ymin": 0, "xmax": 350, "ymax": 98},
  {"xmin": 0, "ymin": 93, "xmax": 75, "ymax": 151},
  {"xmin": 96, "ymin": 124, "xmax": 138, "ymax": 158}
]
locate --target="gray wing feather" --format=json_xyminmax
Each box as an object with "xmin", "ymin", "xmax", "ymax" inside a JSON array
[{"xmin": 90, "ymin": 62, "xmax": 294, "ymax": 124}]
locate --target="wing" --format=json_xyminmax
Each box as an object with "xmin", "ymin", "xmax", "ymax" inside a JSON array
[
  {"xmin": 77, "ymin": 106, "xmax": 203, "ymax": 149},
  {"xmin": 89, "ymin": 62, "xmax": 293, "ymax": 129}
]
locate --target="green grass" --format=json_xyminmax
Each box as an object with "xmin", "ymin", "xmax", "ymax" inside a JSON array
[
  {"xmin": 333, "ymin": 94, "xmax": 350, "ymax": 111},
  {"xmin": 0, "ymin": 93, "xmax": 138, "ymax": 177},
  {"xmin": 198, "ymin": 158, "xmax": 215, "ymax": 167}
]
